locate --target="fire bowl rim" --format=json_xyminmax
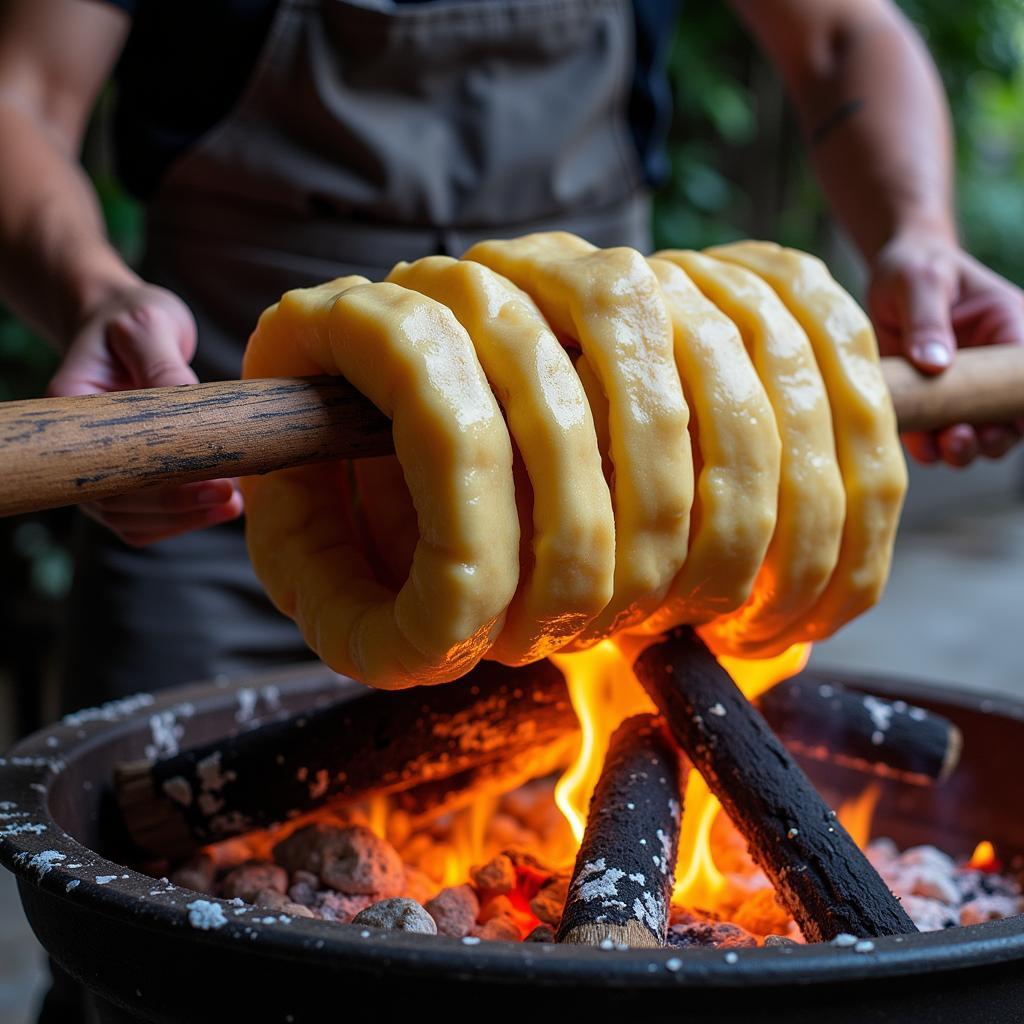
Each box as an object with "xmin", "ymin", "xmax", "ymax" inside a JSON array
[{"xmin": 2, "ymin": 663, "xmax": 1024, "ymax": 990}]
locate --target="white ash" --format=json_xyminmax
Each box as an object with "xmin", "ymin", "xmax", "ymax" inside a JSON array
[
  {"xmin": 1, "ymin": 822, "xmax": 47, "ymax": 837},
  {"xmin": 195, "ymin": 752, "xmax": 237, "ymax": 818},
  {"xmin": 235, "ymin": 688, "xmax": 259, "ymax": 724},
  {"xmin": 15, "ymin": 849, "xmax": 65, "ymax": 879},
  {"xmin": 62, "ymin": 692, "xmax": 154, "ymax": 727},
  {"xmin": 145, "ymin": 703, "xmax": 195, "ymax": 760},
  {"xmin": 862, "ymin": 696, "xmax": 893, "ymax": 737},
  {"xmin": 186, "ymin": 899, "xmax": 228, "ymax": 930},
  {"xmin": 867, "ymin": 839, "xmax": 1022, "ymax": 933}
]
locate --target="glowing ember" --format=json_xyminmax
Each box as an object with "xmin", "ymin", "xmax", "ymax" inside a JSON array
[
  {"xmin": 969, "ymin": 840, "xmax": 999, "ymax": 872},
  {"xmin": 181, "ymin": 637, "xmax": 1019, "ymax": 946}
]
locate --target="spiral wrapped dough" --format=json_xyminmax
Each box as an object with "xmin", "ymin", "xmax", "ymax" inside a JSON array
[{"xmin": 242, "ymin": 234, "xmax": 906, "ymax": 687}]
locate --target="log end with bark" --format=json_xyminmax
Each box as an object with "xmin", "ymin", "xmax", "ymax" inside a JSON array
[{"xmin": 557, "ymin": 714, "xmax": 687, "ymax": 949}]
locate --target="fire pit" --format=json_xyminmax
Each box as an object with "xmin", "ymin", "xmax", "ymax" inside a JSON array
[{"xmin": 3, "ymin": 660, "xmax": 1024, "ymax": 1024}]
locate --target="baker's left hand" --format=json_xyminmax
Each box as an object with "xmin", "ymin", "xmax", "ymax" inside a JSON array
[{"xmin": 869, "ymin": 230, "xmax": 1024, "ymax": 467}]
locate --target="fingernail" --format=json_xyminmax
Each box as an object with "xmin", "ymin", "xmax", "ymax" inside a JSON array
[
  {"xmin": 195, "ymin": 484, "xmax": 228, "ymax": 506},
  {"xmin": 915, "ymin": 340, "xmax": 952, "ymax": 369}
]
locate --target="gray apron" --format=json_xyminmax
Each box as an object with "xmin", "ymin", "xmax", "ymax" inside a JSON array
[{"xmin": 62, "ymin": 0, "xmax": 652, "ymax": 710}]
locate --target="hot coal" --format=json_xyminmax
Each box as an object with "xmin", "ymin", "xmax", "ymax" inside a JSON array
[{"xmin": 160, "ymin": 773, "xmax": 1023, "ymax": 948}]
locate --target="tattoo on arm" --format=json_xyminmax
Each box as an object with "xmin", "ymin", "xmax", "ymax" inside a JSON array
[{"xmin": 811, "ymin": 98, "xmax": 865, "ymax": 147}]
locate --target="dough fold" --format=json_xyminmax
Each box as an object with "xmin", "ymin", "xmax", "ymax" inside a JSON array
[
  {"xmin": 464, "ymin": 232, "xmax": 693, "ymax": 643},
  {"xmin": 242, "ymin": 277, "xmax": 520, "ymax": 688},
  {"xmin": 708, "ymin": 241, "xmax": 907, "ymax": 650}
]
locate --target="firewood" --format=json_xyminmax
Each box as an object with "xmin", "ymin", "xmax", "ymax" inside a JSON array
[
  {"xmin": 556, "ymin": 714, "xmax": 687, "ymax": 948},
  {"xmin": 632, "ymin": 629, "xmax": 918, "ymax": 942},
  {"xmin": 115, "ymin": 659, "xmax": 576, "ymax": 858},
  {"xmin": 757, "ymin": 674, "xmax": 962, "ymax": 785}
]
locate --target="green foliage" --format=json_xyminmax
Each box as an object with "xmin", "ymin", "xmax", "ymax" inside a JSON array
[{"xmin": 655, "ymin": 0, "xmax": 1024, "ymax": 284}]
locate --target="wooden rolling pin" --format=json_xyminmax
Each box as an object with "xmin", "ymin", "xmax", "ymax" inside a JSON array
[{"xmin": 1, "ymin": 345, "xmax": 1022, "ymax": 518}]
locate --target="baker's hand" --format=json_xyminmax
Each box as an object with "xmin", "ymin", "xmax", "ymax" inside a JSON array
[
  {"xmin": 48, "ymin": 282, "xmax": 243, "ymax": 545},
  {"xmin": 868, "ymin": 231, "xmax": 1024, "ymax": 466}
]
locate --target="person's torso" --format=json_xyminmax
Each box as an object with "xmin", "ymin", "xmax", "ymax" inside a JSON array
[{"xmin": 109, "ymin": 0, "xmax": 679, "ymax": 207}]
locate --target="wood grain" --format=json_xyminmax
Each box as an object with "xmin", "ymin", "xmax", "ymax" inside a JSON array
[
  {"xmin": 1, "ymin": 345, "xmax": 1022, "ymax": 517},
  {"xmin": 0, "ymin": 377, "xmax": 391, "ymax": 516}
]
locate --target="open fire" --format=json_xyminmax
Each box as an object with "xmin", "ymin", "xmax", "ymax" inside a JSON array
[{"xmin": 161, "ymin": 639, "xmax": 1022, "ymax": 947}]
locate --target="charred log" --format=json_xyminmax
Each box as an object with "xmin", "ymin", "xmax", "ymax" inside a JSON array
[
  {"xmin": 633, "ymin": 629, "xmax": 919, "ymax": 942},
  {"xmin": 556, "ymin": 714, "xmax": 687, "ymax": 948},
  {"xmin": 116, "ymin": 659, "xmax": 576, "ymax": 858},
  {"xmin": 758, "ymin": 674, "xmax": 962, "ymax": 786}
]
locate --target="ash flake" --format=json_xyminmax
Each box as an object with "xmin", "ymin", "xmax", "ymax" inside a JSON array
[
  {"xmin": 65, "ymin": 879, "xmax": 80, "ymax": 892},
  {"xmin": 15, "ymin": 850, "xmax": 65, "ymax": 878},
  {"xmin": 62, "ymin": 693, "xmax": 154, "ymax": 727},
  {"xmin": 708, "ymin": 703, "xmax": 727, "ymax": 717},
  {"xmin": 186, "ymin": 899, "xmax": 228, "ymax": 931},
  {"xmin": 95, "ymin": 875, "xmax": 117, "ymax": 885},
  {"xmin": 724, "ymin": 951, "xmax": 739, "ymax": 964},
  {"xmin": 1, "ymin": 822, "xmax": 47, "ymax": 837},
  {"xmin": 665, "ymin": 957, "xmax": 683, "ymax": 973},
  {"xmin": 831, "ymin": 933, "xmax": 859, "ymax": 947},
  {"xmin": 854, "ymin": 940, "xmax": 875, "ymax": 953},
  {"xmin": 235, "ymin": 688, "xmax": 258, "ymax": 723}
]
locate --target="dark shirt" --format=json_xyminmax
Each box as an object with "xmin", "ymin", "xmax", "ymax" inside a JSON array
[{"xmin": 99, "ymin": 0, "xmax": 679, "ymax": 200}]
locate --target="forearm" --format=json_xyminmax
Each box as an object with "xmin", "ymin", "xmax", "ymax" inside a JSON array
[
  {"xmin": 785, "ymin": 7, "xmax": 957, "ymax": 262},
  {"xmin": 0, "ymin": 97, "xmax": 137, "ymax": 347}
]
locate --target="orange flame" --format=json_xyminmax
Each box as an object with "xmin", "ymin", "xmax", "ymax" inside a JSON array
[
  {"xmin": 836, "ymin": 782, "xmax": 882, "ymax": 849},
  {"xmin": 551, "ymin": 640, "xmax": 655, "ymax": 845},
  {"xmin": 552, "ymin": 636, "xmax": 812, "ymax": 906}
]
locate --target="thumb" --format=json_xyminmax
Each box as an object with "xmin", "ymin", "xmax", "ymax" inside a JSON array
[
  {"xmin": 106, "ymin": 304, "xmax": 199, "ymax": 389},
  {"xmin": 897, "ymin": 269, "xmax": 957, "ymax": 375}
]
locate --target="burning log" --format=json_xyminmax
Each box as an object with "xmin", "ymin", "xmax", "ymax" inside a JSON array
[
  {"xmin": 556, "ymin": 714, "xmax": 687, "ymax": 948},
  {"xmin": 757, "ymin": 674, "xmax": 962, "ymax": 786},
  {"xmin": 633, "ymin": 629, "xmax": 919, "ymax": 942},
  {"xmin": 116, "ymin": 659, "xmax": 576, "ymax": 858}
]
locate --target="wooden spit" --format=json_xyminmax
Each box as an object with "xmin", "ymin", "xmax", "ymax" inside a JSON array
[{"xmin": 2, "ymin": 345, "xmax": 1023, "ymax": 517}]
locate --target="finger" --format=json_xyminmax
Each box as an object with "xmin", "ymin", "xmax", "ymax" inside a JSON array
[
  {"xmin": 901, "ymin": 430, "xmax": 940, "ymax": 465},
  {"xmin": 93, "ymin": 479, "xmax": 236, "ymax": 515},
  {"xmin": 936, "ymin": 424, "xmax": 979, "ymax": 468},
  {"xmin": 976, "ymin": 424, "xmax": 1021, "ymax": 461},
  {"xmin": 47, "ymin": 329, "xmax": 132, "ymax": 397},
  {"xmin": 898, "ymin": 269, "xmax": 956, "ymax": 374},
  {"xmin": 99, "ymin": 493, "xmax": 243, "ymax": 547},
  {"xmin": 107, "ymin": 305, "xmax": 199, "ymax": 389}
]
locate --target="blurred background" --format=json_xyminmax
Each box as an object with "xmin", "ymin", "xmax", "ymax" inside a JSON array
[{"xmin": 2, "ymin": 2, "xmax": 1023, "ymax": 1020}]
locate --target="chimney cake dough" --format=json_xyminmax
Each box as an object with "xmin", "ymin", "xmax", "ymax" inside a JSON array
[{"xmin": 241, "ymin": 233, "xmax": 906, "ymax": 688}]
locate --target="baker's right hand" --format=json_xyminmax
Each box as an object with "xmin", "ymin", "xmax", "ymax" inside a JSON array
[{"xmin": 48, "ymin": 282, "xmax": 243, "ymax": 546}]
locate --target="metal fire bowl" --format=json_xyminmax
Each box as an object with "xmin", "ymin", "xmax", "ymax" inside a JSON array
[{"xmin": 2, "ymin": 663, "xmax": 1024, "ymax": 1024}]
